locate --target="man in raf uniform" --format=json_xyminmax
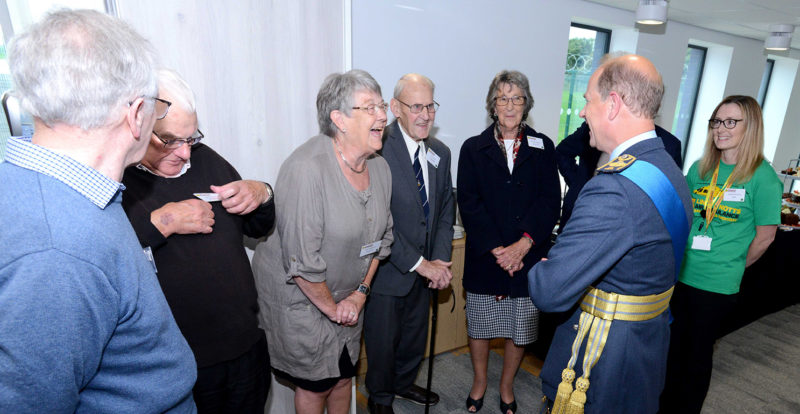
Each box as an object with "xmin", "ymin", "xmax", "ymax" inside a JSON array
[{"xmin": 528, "ymin": 54, "xmax": 692, "ymax": 414}]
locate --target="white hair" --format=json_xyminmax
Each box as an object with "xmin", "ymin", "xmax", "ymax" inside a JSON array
[
  {"xmin": 8, "ymin": 9, "xmax": 159, "ymax": 130},
  {"xmin": 157, "ymin": 68, "xmax": 196, "ymax": 114}
]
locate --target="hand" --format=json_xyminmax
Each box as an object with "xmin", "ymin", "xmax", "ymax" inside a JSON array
[
  {"xmin": 416, "ymin": 259, "xmax": 453, "ymax": 290},
  {"xmin": 494, "ymin": 238, "xmax": 532, "ymax": 276},
  {"xmin": 334, "ymin": 292, "xmax": 366, "ymax": 326},
  {"xmin": 151, "ymin": 199, "xmax": 214, "ymax": 237},
  {"xmin": 210, "ymin": 180, "xmax": 269, "ymax": 215}
]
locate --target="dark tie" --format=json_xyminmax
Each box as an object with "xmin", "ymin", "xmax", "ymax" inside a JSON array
[{"xmin": 414, "ymin": 145, "xmax": 429, "ymax": 223}]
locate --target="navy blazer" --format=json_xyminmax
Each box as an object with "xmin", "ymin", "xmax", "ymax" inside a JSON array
[
  {"xmin": 556, "ymin": 122, "xmax": 682, "ymax": 232},
  {"xmin": 529, "ymin": 138, "xmax": 692, "ymax": 413},
  {"xmin": 457, "ymin": 123, "xmax": 560, "ymax": 297},
  {"xmin": 373, "ymin": 121, "xmax": 455, "ymax": 296}
]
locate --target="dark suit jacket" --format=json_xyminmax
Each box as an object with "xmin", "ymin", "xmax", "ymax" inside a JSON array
[
  {"xmin": 529, "ymin": 138, "xmax": 692, "ymax": 413},
  {"xmin": 457, "ymin": 123, "xmax": 561, "ymax": 297},
  {"xmin": 372, "ymin": 121, "xmax": 455, "ymax": 297},
  {"xmin": 556, "ymin": 122, "xmax": 682, "ymax": 232}
]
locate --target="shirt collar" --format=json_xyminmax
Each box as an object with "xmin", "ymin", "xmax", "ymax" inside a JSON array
[
  {"xmin": 4, "ymin": 137, "xmax": 124, "ymax": 209},
  {"xmin": 399, "ymin": 122, "xmax": 425, "ymax": 160},
  {"xmin": 135, "ymin": 159, "xmax": 192, "ymax": 178},
  {"xmin": 609, "ymin": 130, "xmax": 657, "ymax": 161}
]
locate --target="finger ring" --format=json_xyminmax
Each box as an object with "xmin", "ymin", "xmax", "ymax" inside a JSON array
[
  {"xmin": 506, "ymin": 265, "xmax": 512, "ymax": 270},
  {"xmin": 349, "ymin": 312, "xmax": 356, "ymax": 317}
]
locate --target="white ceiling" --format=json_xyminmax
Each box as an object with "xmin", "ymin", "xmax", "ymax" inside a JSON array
[{"xmin": 586, "ymin": 0, "xmax": 800, "ymax": 49}]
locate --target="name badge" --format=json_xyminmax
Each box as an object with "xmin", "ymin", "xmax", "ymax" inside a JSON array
[
  {"xmin": 194, "ymin": 192, "xmax": 221, "ymax": 202},
  {"xmin": 723, "ymin": 188, "xmax": 745, "ymax": 202},
  {"xmin": 360, "ymin": 240, "xmax": 382, "ymax": 257},
  {"xmin": 527, "ymin": 136, "xmax": 544, "ymax": 149},
  {"xmin": 426, "ymin": 148, "xmax": 440, "ymax": 168},
  {"xmin": 143, "ymin": 246, "xmax": 158, "ymax": 273},
  {"xmin": 691, "ymin": 235, "xmax": 712, "ymax": 251}
]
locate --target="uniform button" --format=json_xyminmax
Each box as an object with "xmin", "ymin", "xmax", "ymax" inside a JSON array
[
  {"xmin": 506, "ymin": 180, "xmax": 511, "ymax": 184},
  {"xmin": 573, "ymin": 324, "xmax": 579, "ymax": 331}
]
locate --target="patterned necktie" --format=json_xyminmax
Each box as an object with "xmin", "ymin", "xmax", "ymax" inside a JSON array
[{"xmin": 414, "ymin": 145, "xmax": 429, "ymax": 223}]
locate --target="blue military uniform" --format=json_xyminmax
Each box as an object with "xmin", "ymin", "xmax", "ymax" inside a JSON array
[{"xmin": 529, "ymin": 138, "xmax": 692, "ymax": 414}]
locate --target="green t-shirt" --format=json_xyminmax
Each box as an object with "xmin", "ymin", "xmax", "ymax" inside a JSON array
[{"xmin": 679, "ymin": 159, "xmax": 781, "ymax": 294}]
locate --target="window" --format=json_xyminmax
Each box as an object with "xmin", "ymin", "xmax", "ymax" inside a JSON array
[
  {"xmin": 671, "ymin": 45, "xmax": 706, "ymax": 156},
  {"xmin": 758, "ymin": 59, "xmax": 775, "ymax": 109},
  {"xmin": 558, "ymin": 23, "xmax": 610, "ymax": 142}
]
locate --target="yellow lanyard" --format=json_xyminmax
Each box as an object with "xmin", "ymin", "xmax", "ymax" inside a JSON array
[{"xmin": 702, "ymin": 162, "xmax": 734, "ymax": 232}]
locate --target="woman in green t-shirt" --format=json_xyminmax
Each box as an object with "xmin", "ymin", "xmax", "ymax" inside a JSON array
[{"xmin": 659, "ymin": 95, "xmax": 782, "ymax": 413}]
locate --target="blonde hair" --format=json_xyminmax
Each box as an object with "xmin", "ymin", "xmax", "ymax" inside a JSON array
[{"xmin": 698, "ymin": 95, "xmax": 764, "ymax": 184}]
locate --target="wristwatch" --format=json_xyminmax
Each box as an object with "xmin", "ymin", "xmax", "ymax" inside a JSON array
[
  {"xmin": 356, "ymin": 282, "xmax": 370, "ymax": 296},
  {"xmin": 263, "ymin": 182, "xmax": 274, "ymax": 203}
]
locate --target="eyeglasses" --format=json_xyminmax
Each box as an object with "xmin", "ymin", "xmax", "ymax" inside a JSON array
[
  {"xmin": 708, "ymin": 118, "xmax": 743, "ymax": 129},
  {"xmin": 152, "ymin": 97, "xmax": 172, "ymax": 120},
  {"xmin": 396, "ymin": 99, "xmax": 439, "ymax": 114},
  {"xmin": 495, "ymin": 96, "xmax": 526, "ymax": 107},
  {"xmin": 352, "ymin": 102, "xmax": 389, "ymax": 115},
  {"xmin": 153, "ymin": 129, "xmax": 204, "ymax": 149}
]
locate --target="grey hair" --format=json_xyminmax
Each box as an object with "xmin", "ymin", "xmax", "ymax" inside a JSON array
[
  {"xmin": 8, "ymin": 9, "xmax": 158, "ymax": 130},
  {"xmin": 157, "ymin": 68, "xmax": 196, "ymax": 114},
  {"xmin": 596, "ymin": 55, "xmax": 664, "ymax": 119},
  {"xmin": 393, "ymin": 73, "xmax": 435, "ymax": 99},
  {"xmin": 316, "ymin": 69, "xmax": 382, "ymax": 137},
  {"xmin": 485, "ymin": 70, "xmax": 534, "ymax": 121}
]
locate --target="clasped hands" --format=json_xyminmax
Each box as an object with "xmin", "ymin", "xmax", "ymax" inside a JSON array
[
  {"xmin": 151, "ymin": 180, "xmax": 269, "ymax": 237},
  {"xmin": 416, "ymin": 259, "xmax": 453, "ymax": 290},
  {"xmin": 492, "ymin": 237, "xmax": 532, "ymax": 276},
  {"xmin": 329, "ymin": 291, "xmax": 366, "ymax": 327}
]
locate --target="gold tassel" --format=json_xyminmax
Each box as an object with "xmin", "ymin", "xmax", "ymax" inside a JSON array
[
  {"xmin": 565, "ymin": 377, "xmax": 590, "ymax": 414},
  {"xmin": 551, "ymin": 368, "xmax": 576, "ymax": 414}
]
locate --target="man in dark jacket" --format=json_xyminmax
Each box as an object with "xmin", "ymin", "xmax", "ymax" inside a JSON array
[{"xmin": 122, "ymin": 68, "xmax": 275, "ymax": 414}]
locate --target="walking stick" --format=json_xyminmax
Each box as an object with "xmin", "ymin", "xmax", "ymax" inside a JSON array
[{"xmin": 424, "ymin": 288, "xmax": 439, "ymax": 414}]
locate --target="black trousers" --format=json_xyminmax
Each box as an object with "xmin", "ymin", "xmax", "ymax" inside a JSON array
[
  {"xmin": 193, "ymin": 331, "xmax": 270, "ymax": 414},
  {"xmin": 363, "ymin": 276, "xmax": 431, "ymax": 405},
  {"xmin": 659, "ymin": 282, "xmax": 737, "ymax": 414}
]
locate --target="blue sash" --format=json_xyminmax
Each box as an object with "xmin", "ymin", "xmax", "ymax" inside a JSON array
[{"xmin": 620, "ymin": 160, "xmax": 689, "ymax": 280}]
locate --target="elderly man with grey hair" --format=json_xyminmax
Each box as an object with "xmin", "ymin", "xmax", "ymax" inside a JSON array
[
  {"xmin": 0, "ymin": 9, "xmax": 196, "ymax": 413},
  {"xmin": 121, "ymin": 68, "xmax": 275, "ymax": 413},
  {"xmin": 364, "ymin": 73, "xmax": 454, "ymax": 414}
]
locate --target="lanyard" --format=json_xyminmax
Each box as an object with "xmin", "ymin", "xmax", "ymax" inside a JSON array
[{"xmin": 701, "ymin": 162, "xmax": 734, "ymax": 232}]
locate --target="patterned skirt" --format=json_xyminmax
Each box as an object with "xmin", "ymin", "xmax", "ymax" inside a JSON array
[{"xmin": 465, "ymin": 292, "xmax": 539, "ymax": 345}]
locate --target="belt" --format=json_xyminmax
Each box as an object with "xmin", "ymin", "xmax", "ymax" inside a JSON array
[{"xmin": 551, "ymin": 286, "xmax": 673, "ymax": 414}]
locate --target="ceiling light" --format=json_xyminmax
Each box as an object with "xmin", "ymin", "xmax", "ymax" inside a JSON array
[
  {"xmin": 765, "ymin": 24, "xmax": 794, "ymax": 51},
  {"xmin": 636, "ymin": 0, "xmax": 668, "ymax": 25}
]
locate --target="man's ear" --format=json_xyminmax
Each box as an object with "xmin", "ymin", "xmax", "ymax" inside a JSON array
[
  {"xmin": 127, "ymin": 97, "xmax": 147, "ymax": 138},
  {"xmin": 607, "ymin": 91, "xmax": 622, "ymax": 121}
]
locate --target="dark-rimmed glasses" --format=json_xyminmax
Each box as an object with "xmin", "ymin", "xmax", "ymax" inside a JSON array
[
  {"xmin": 708, "ymin": 118, "xmax": 743, "ymax": 129},
  {"xmin": 352, "ymin": 102, "xmax": 389, "ymax": 115},
  {"xmin": 495, "ymin": 96, "xmax": 526, "ymax": 107},
  {"xmin": 153, "ymin": 129, "xmax": 204, "ymax": 149},
  {"xmin": 396, "ymin": 99, "xmax": 440, "ymax": 114}
]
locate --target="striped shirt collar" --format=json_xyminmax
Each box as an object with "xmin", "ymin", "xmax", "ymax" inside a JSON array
[{"xmin": 4, "ymin": 137, "xmax": 124, "ymax": 209}]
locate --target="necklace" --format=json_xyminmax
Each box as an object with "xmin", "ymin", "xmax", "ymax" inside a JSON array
[{"xmin": 335, "ymin": 139, "xmax": 366, "ymax": 174}]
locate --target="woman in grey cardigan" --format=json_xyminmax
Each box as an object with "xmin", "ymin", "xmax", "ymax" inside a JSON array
[{"xmin": 252, "ymin": 69, "xmax": 393, "ymax": 414}]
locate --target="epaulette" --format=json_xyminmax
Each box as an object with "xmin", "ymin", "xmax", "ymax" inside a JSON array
[{"xmin": 596, "ymin": 154, "xmax": 637, "ymax": 174}]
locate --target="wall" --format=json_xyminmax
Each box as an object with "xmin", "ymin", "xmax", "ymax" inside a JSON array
[
  {"xmin": 353, "ymin": 0, "xmax": 797, "ymax": 178},
  {"xmin": 117, "ymin": 0, "xmax": 347, "ymax": 184}
]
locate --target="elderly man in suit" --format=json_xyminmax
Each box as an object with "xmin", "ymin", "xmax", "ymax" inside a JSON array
[
  {"xmin": 364, "ymin": 73, "xmax": 455, "ymax": 414},
  {"xmin": 528, "ymin": 55, "xmax": 692, "ymax": 414}
]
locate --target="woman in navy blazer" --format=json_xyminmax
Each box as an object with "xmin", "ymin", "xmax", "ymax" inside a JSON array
[{"xmin": 457, "ymin": 70, "xmax": 560, "ymax": 414}]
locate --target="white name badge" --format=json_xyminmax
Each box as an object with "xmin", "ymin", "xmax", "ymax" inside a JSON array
[
  {"xmin": 723, "ymin": 188, "xmax": 745, "ymax": 202},
  {"xmin": 360, "ymin": 240, "xmax": 382, "ymax": 257},
  {"xmin": 194, "ymin": 192, "xmax": 221, "ymax": 202},
  {"xmin": 426, "ymin": 148, "xmax": 440, "ymax": 168},
  {"xmin": 691, "ymin": 235, "xmax": 712, "ymax": 251},
  {"xmin": 527, "ymin": 136, "xmax": 544, "ymax": 149}
]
